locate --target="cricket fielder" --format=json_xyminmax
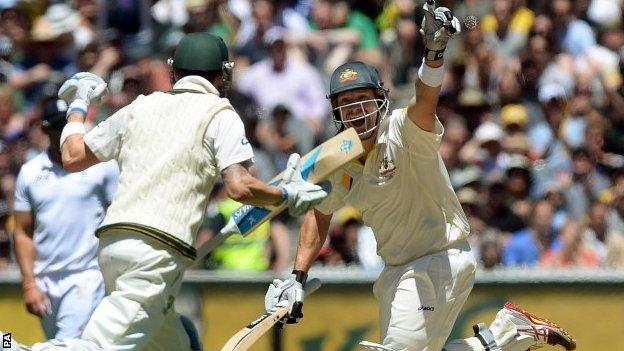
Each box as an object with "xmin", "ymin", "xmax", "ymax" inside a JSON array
[
  {"xmin": 263, "ymin": 2, "xmax": 577, "ymax": 351},
  {"xmin": 13, "ymin": 98, "xmax": 117, "ymax": 340},
  {"xmin": 1, "ymin": 32, "xmax": 327, "ymax": 351}
]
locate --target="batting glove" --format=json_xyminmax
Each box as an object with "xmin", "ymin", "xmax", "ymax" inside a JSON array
[
  {"xmin": 279, "ymin": 153, "xmax": 328, "ymax": 216},
  {"xmin": 420, "ymin": 0, "xmax": 461, "ymax": 61},
  {"xmin": 265, "ymin": 271, "xmax": 307, "ymax": 324},
  {"xmin": 58, "ymin": 72, "xmax": 108, "ymax": 117}
]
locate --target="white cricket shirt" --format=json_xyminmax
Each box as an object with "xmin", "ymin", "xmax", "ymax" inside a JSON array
[
  {"xmin": 317, "ymin": 108, "xmax": 470, "ymax": 265},
  {"xmin": 14, "ymin": 152, "xmax": 118, "ymax": 275}
]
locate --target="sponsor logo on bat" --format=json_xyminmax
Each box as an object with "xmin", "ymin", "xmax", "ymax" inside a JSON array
[
  {"xmin": 247, "ymin": 313, "xmax": 270, "ymax": 328},
  {"xmin": 340, "ymin": 139, "xmax": 353, "ymax": 153}
]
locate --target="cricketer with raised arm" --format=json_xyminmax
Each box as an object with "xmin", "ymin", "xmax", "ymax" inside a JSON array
[
  {"xmin": 1, "ymin": 32, "xmax": 327, "ymax": 351},
  {"xmin": 263, "ymin": 2, "xmax": 577, "ymax": 351}
]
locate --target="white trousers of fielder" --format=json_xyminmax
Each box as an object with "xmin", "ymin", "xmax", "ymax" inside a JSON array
[
  {"xmin": 31, "ymin": 232, "xmax": 192, "ymax": 351},
  {"xmin": 37, "ymin": 269, "xmax": 104, "ymax": 340}
]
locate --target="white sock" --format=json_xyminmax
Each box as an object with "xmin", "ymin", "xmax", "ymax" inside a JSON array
[
  {"xmin": 443, "ymin": 337, "xmax": 486, "ymax": 351},
  {"xmin": 489, "ymin": 310, "xmax": 534, "ymax": 351}
]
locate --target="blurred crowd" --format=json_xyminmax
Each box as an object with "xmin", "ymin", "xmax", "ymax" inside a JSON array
[{"xmin": 0, "ymin": 0, "xmax": 623, "ymax": 272}]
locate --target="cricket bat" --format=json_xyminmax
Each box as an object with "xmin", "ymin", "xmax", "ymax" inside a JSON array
[
  {"xmin": 220, "ymin": 278, "xmax": 322, "ymax": 351},
  {"xmin": 195, "ymin": 128, "xmax": 363, "ymax": 263}
]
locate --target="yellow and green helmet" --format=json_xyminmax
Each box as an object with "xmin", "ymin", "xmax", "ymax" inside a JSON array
[{"xmin": 328, "ymin": 61, "xmax": 384, "ymax": 99}]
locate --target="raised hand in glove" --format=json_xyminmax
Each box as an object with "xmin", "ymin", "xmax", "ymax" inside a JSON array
[
  {"xmin": 420, "ymin": 0, "xmax": 461, "ymax": 61},
  {"xmin": 279, "ymin": 153, "xmax": 328, "ymax": 216},
  {"xmin": 264, "ymin": 271, "xmax": 307, "ymax": 324},
  {"xmin": 58, "ymin": 72, "xmax": 108, "ymax": 116}
]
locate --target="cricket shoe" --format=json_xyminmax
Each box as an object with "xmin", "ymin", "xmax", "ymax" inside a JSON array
[{"xmin": 495, "ymin": 302, "xmax": 576, "ymax": 351}]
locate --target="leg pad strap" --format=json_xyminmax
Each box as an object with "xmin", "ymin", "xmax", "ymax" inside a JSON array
[{"xmin": 473, "ymin": 323, "xmax": 501, "ymax": 351}]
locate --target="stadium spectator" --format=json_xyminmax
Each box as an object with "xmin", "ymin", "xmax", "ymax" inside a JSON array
[
  {"xmin": 255, "ymin": 104, "xmax": 314, "ymax": 172},
  {"xmin": 481, "ymin": 0, "xmax": 534, "ymax": 60},
  {"xmin": 0, "ymin": 86, "xmax": 26, "ymax": 139},
  {"xmin": 584, "ymin": 200, "xmax": 609, "ymax": 264},
  {"xmin": 308, "ymin": 0, "xmax": 382, "ymax": 74},
  {"xmin": 236, "ymin": 27, "xmax": 328, "ymax": 134},
  {"xmin": 548, "ymin": 0, "xmax": 597, "ymax": 57},
  {"xmin": 480, "ymin": 229, "xmax": 504, "ymax": 269},
  {"xmin": 540, "ymin": 219, "xmax": 600, "ymax": 267},
  {"xmin": 503, "ymin": 199, "xmax": 558, "ymax": 266},
  {"xmin": 564, "ymin": 147, "xmax": 611, "ymax": 218}
]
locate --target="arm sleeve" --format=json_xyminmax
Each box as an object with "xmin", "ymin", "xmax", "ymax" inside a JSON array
[
  {"xmin": 83, "ymin": 106, "xmax": 129, "ymax": 161},
  {"xmin": 205, "ymin": 109, "xmax": 255, "ymax": 171},
  {"xmin": 13, "ymin": 169, "xmax": 31, "ymax": 212},
  {"xmin": 395, "ymin": 109, "xmax": 444, "ymax": 157}
]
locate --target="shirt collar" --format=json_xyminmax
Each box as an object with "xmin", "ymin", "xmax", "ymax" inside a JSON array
[
  {"xmin": 172, "ymin": 76, "xmax": 220, "ymax": 96},
  {"xmin": 41, "ymin": 150, "xmax": 56, "ymax": 169}
]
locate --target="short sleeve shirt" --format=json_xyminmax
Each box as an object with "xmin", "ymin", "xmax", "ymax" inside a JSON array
[{"xmin": 14, "ymin": 153, "xmax": 118, "ymax": 275}]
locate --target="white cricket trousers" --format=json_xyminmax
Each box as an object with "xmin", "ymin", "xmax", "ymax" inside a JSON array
[
  {"xmin": 374, "ymin": 240, "xmax": 477, "ymax": 351},
  {"xmin": 37, "ymin": 269, "xmax": 104, "ymax": 340},
  {"xmin": 32, "ymin": 231, "xmax": 192, "ymax": 351}
]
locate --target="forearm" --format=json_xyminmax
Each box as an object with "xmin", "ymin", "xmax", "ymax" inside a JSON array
[
  {"xmin": 61, "ymin": 113, "xmax": 98, "ymax": 172},
  {"xmin": 13, "ymin": 229, "xmax": 36, "ymax": 288},
  {"xmin": 407, "ymin": 58, "xmax": 444, "ymax": 132},
  {"xmin": 222, "ymin": 164, "xmax": 283, "ymax": 207},
  {"xmin": 409, "ymin": 1, "xmax": 461, "ymax": 131},
  {"xmin": 61, "ymin": 136, "xmax": 88, "ymax": 172},
  {"xmin": 294, "ymin": 210, "xmax": 330, "ymax": 271},
  {"xmin": 415, "ymin": 58, "xmax": 443, "ymax": 109},
  {"xmin": 236, "ymin": 174, "xmax": 284, "ymax": 206}
]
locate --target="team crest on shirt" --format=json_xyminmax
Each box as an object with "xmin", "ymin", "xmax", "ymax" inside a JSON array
[{"xmin": 379, "ymin": 155, "xmax": 396, "ymax": 177}]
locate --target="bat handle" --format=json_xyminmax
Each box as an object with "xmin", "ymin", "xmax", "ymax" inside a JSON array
[
  {"xmin": 304, "ymin": 278, "xmax": 322, "ymax": 295},
  {"xmin": 194, "ymin": 218, "xmax": 240, "ymax": 264},
  {"xmin": 276, "ymin": 278, "xmax": 322, "ymax": 328}
]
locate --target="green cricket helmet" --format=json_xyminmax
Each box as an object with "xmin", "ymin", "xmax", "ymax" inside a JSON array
[
  {"xmin": 328, "ymin": 61, "xmax": 389, "ymax": 139},
  {"xmin": 168, "ymin": 32, "xmax": 234, "ymax": 86},
  {"xmin": 41, "ymin": 98, "xmax": 68, "ymax": 131}
]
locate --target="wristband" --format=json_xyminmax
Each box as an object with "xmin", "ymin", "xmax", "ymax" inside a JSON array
[
  {"xmin": 424, "ymin": 48, "xmax": 445, "ymax": 61},
  {"xmin": 67, "ymin": 99, "xmax": 88, "ymax": 117},
  {"xmin": 292, "ymin": 270, "xmax": 308, "ymax": 287},
  {"xmin": 418, "ymin": 59, "xmax": 445, "ymax": 87},
  {"xmin": 60, "ymin": 121, "xmax": 86, "ymax": 148}
]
